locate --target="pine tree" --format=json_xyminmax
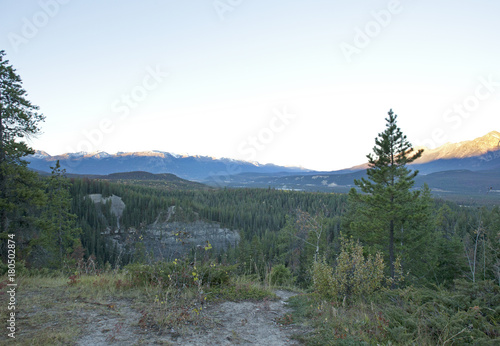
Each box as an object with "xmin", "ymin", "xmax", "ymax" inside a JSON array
[
  {"xmin": 40, "ymin": 161, "xmax": 80, "ymax": 267},
  {"xmin": 0, "ymin": 50, "xmax": 46, "ymax": 258},
  {"xmin": 347, "ymin": 109, "xmax": 424, "ymax": 280},
  {"xmin": 0, "ymin": 50, "xmax": 45, "ymax": 229}
]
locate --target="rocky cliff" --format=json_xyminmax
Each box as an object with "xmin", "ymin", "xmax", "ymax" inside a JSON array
[{"xmin": 90, "ymin": 196, "xmax": 240, "ymax": 261}]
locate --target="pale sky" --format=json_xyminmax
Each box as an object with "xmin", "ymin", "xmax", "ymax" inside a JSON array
[{"xmin": 1, "ymin": 0, "xmax": 499, "ymax": 171}]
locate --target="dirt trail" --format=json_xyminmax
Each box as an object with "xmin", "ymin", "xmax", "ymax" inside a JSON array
[
  {"xmin": 75, "ymin": 290, "xmax": 302, "ymax": 345},
  {"xmin": 175, "ymin": 290, "xmax": 301, "ymax": 345}
]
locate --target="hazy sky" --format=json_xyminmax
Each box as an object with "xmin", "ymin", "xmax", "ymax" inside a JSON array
[{"xmin": 1, "ymin": 0, "xmax": 499, "ymax": 171}]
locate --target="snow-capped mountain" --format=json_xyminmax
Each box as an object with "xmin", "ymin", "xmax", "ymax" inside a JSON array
[
  {"xmin": 27, "ymin": 150, "xmax": 310, "ymax": 181},
  {"xmin": 416, "ymin": 131, "xmax": 500, "ymax": 162},
  {"xmin": 27, "ymin": 131, "xmax": 500, "ymax": 191},
  {"xmin": 348, "ymin": 131, "xmax": 500, "ymax": 174},
  {"xmin": 210, "ymin": 131, "xmax": 500, "ymax": 200},
  {"xmin": 411, "ymin": 131, "xmax": 500, "ymax": 174}
]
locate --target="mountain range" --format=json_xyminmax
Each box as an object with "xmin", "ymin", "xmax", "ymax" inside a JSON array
[
  {"xmin": 28, "ymin": 131, "xmax": 500, "ymax": 203},
  {"xmin": 28, "ymin": 150, "xmax": 310, "ymax": 181}
]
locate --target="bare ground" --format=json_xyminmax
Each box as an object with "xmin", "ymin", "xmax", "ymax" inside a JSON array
[
  {"xmin": 172, "ymin": 290, "xmax": 302, "ymax": 345},
  {"xmin": 1, "ymin": 282, "xmax": 305, "ymax": 345},
  {"xmin": 73, "ymin": 290, "xmax": 303, "ymax": 345}
]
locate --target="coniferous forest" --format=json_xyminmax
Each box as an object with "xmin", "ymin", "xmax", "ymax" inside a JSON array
[{"xmin": 1, "ymin": 49, "xmax": 499, "ymax": 344}]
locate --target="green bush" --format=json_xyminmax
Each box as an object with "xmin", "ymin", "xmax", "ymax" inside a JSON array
[
  {"xmin": 382, "ymin": 281, "xmax": 500, "ymax": 344},
  {"xmin": 269, "ymin": 264, "xmax": 292, "ymax": 286},
  {"xmin": 199, "ymin": 263, "xmax": 237, "ymax": 286},
  {"xmin": 312, "ymin": 236, "xmax": 386, "ymax": 302},
  {"xmin": 207, "ymin": 276, "xmax": 276, "ymax": 302},
  {"xmin": 312, "ymin": 258, "xmax": 335, "ymax": 299},
  {"xmin": 333, "ymin": 237, "xmax": 385, "ymax": 300},
  {"xmin": 125, "ymin": 260, "xmax": 195, "ymax": 288},
  {"xmin": 288, "ymin": 281, "xmax": 500, "ymax": 345},
  {"xmin": 125, "ymin": 260, "xmax": 237, "ymax": 289}
]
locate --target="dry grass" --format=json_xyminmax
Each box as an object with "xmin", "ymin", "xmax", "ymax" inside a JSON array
[{"xmin": 0, "ymin": 272, "xmax": 148, "ymax": 345}]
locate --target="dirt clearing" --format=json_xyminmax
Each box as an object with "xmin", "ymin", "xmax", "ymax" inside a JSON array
[
  {"xmin": 173, "ymin": 290, "xmax": 302, "ymax": 345},
  {"xmin": 1, "ymin": 279, "xmax": 305, "ymax": 345}
]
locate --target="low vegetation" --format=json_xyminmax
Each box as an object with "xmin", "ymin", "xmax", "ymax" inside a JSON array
[
  {"xmin": 295, "ymin": 236, "xmax": 500, "ymax": 345},
  {"xmin": 289, "ymin": 279, "xmax": 499, "ymax": 345}
]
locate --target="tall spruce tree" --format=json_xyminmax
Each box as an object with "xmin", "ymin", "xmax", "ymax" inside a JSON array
[
  {"xmin": 346, "ymin": 109, "xmax": 424, "ymax": 279},
  {"xmin": 0, "ymin": 50, "xmax": 45, "ymax": 243},
  {"xmin": 41, "ymin": 161, "xmax": 80, "ymax": 267}
]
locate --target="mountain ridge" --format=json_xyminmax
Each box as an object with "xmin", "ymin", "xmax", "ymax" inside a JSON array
[
  {"xmin": 28, "ymin": 150, "xmax": 311, "ymax": 181},
  {"xmin": 347, "ymin": 131, "xmax": 500, "ymax": 173},
  {"xmin": 28, "ymin": 131, "xmax": 500, "ymax": 182},
  {"xmin": 415, "ymin": 130, "xmax": 500, "ymax": 163}
]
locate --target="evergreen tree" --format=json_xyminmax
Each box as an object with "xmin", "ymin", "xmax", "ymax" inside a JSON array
[
  {"xmin": 0, "ymin": 50, "xmax": 45, "ymax": 257},
  {"xmin": 39, "ymin": 161, "xmax": 80, "ymax": 267},
  {"xmin": 346, "ymin": 109, "xmax": 424, "ymax": 279}
]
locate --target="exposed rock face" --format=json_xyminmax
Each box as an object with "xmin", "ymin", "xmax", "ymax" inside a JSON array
[
  {"xmin": 89, "ymin": 196, "xmax": 239, "ymax": 261},
  {"xmin": 107, "ymin": 220, "xmax": 240, "ymax": 262},
  {"xmin": 88, "ymin": 194, "xmax": 125, "ymax": 228},
  {"xmin": 136, "ymin": 220, "xmax": 240, "ymax": 261}
]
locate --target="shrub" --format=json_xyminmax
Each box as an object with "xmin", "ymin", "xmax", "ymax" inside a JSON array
[
  {"xmin": 312, "ymin": 258, "xmax": 335, "ymax": 299},
  {"xmin": 269, "ymin": 264, "xmax": 292, "ymax": 286},
  {"xmin": 125, "ymin": 260, "xmax": 237, "ymax": 289},
  {"xmin": 312, "ymin": 236, "xmax": 386, "ymax": 302},
  {"xmin": 382, "ymin": 280, "xmax": 500, "ymax": 344},
  {"xmin": 206, "ymin": 276, "xmax": 277, "ymax": 302},
  {"xmin": 199, "ymin": 263, "xmax": 237, "ymax": 286}
]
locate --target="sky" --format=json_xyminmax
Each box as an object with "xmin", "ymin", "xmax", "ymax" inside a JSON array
[{"xmin": 1, "ymin": 0, "xmax": 499, "ymax": 171}]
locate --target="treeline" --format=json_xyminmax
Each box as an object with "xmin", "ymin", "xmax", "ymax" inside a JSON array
[
  {"xmin": 66, "ymin": 176, "xmax": 499, "ymax": 288},
  {"xmin": 3, "ymin": 161, "xmax": 497, "ymax": 288},
  {"xmin": 67, "ymin": 178, "xmax": 347, "ymax": 268}
]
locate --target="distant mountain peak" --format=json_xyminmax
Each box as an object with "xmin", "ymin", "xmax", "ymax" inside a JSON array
[
  {"xmin": 32, "ymin": 150, "xmax": 50, "ymax": 159},
  {"xmin": 485, "ymin": 130, "xmax": 500, "ymax": 140},
  {"xmin": 416, "ymin": 130, "xmax": 500, "ymax": 163},
  {"xmin": 84, "ymin": 151, "xmax": 111, "ymax": 159}
]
